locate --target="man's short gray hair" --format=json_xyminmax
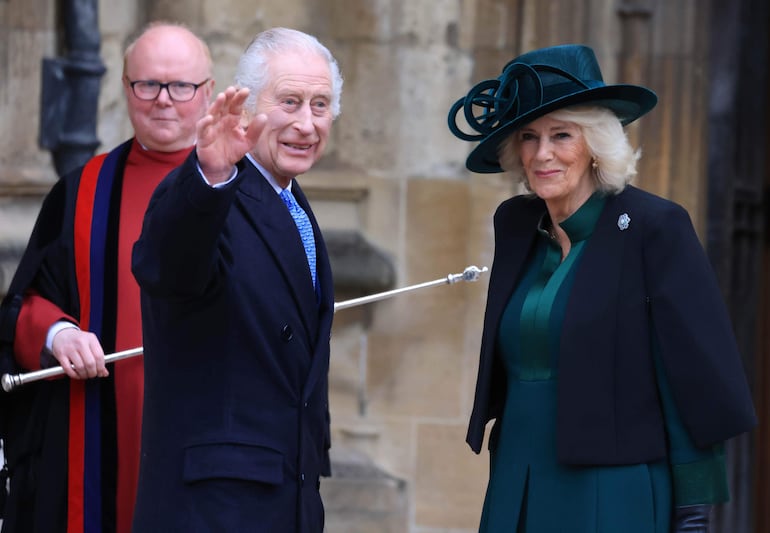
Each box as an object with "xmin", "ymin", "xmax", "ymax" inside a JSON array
[{"xmin": 234, "ymin": 27, "xmax": 343, "ymax": 119}]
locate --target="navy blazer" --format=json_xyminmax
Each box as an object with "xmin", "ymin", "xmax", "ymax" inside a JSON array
[
  {"xmin": 467, "ymin": 186, "xmax": 756, "ymax": 464},
  {"xmin": 131, "ymin": 153, "xmax": 334, "ymax": 532}
]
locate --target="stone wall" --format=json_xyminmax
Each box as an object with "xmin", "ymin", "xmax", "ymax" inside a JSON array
[{"xmin": 0, "ymin": 0, "xmax": 711, "ymax": 531}]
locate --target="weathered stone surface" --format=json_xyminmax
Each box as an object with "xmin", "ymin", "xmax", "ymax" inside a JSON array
[
  {"xmin": 322, "ymin": 445, "xmax": 408, "ymax": 533},
  {"xmin": 326, "ymin": 229, "xmax": 396, "ymax": 294},
  {"xmin": 415, "ymin": 423, "xmax": 487, "ymax": 530}
]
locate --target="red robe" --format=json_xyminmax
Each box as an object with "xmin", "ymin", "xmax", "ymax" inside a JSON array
[{"xmin": 12, "ymin": 139, "xmax": 191, "ymax": 533}]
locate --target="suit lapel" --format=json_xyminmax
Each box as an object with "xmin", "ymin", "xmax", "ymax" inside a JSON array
[
  {"xmin": 565, "ymin": 191, "xmax": 628, "ymax": 320},
  {"xmin": 234, "ymin": 162, "xmax": 319, "ymax": 338},
  {"xmin": 485, "ymin": 197, "xmax": 543, "ymax": 332},
  {"xmin": 559, "ymin": 190, "xmax": 632, "ymax": 373},
  {"xmin": 231, "ymin": 160, "xmax": 334, "ymax": 401},
  {"xmin": 290, "ymin": 181, "xmax": 336, "ymax": 403}
]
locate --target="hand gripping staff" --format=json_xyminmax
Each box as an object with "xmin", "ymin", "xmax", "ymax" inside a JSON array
[{"xmin": 1, "ymin": 265, "xmax": 488, "ymax": 392}]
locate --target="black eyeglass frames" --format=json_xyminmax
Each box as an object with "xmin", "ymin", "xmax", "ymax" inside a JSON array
[{"xmin": 126, "ymin": 78, "xmax": 210, "ymax": 102}]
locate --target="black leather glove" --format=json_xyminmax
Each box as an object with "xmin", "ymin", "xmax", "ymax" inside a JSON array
[{"xmin": 672, "ymin": 504, "xmax": 712, "ymax": 532}]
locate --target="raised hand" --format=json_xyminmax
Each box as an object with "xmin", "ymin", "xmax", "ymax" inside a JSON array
[{"xmin": 195, "ymin": 86, "xmax": 267, "ymax": 184}]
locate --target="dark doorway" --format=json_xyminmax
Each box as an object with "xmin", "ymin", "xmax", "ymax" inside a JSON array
[{"xmin": 707, "ymin": 1, "xmax": 770, "ymax": 532}]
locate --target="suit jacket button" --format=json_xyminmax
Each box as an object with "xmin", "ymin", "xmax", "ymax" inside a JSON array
[{"xmin": 281, "ymin": 325, "xmax": 293, "ymax": 342}]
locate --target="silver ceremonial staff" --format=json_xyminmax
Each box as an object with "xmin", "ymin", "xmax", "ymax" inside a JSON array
[{"xmin": 1, "ymin": 265, "xmax": 488, "ymax": 393}]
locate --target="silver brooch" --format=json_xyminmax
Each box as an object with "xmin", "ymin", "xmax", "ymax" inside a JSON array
[{"xmin": 617, "ymin": 213, "xmax": 631, "ymax": 231}]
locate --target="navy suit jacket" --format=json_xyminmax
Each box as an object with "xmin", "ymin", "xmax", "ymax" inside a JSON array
[
  {"xmin": 467, "ymin": 186, "xmax": 756, "ymax": 464},
  {"xmin": 131, "ymin": 153, "xmax": 334, "ymax": 532}
]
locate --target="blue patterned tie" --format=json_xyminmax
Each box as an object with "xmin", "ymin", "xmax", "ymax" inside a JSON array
[{"xmin": 280, "ymin": 188, "xmax": 317, "ymax": 287}]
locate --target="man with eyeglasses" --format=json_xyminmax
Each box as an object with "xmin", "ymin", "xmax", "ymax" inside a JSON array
[{"xmin": 0, "ymin": 22, "xmax": 213, "ymax": 533}]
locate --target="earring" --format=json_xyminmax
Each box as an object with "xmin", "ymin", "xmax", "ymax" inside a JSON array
[{"xmin": 591, "ymin": 158, "xmax": 599, "ymax": 171}]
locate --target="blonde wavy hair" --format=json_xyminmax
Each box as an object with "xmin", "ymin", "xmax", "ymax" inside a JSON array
[{"xmin": 497, "ymin": 106, "xmax": 641, "ymax": 194}]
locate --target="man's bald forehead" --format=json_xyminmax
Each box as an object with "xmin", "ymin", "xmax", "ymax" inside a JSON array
[{"xmin": 123, "ymin": 23, "xmax": 212, "ymax": 75}]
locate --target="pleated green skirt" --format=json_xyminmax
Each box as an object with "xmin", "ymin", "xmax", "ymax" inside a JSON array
[{"xmin": 479, "ymin": 379, "xmax": 672, "ymax": 533}]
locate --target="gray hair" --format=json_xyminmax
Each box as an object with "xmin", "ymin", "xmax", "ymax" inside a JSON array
[
  {"xmin": 234, "ymin": 27, "xmax": 343, "ymax": 119},
  {"xmin": 498, "ymin": 106, "xmax": 641, "ymax": 194}
]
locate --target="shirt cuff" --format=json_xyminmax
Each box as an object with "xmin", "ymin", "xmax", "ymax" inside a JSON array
[
  {"xmin": 197, "ymin": 162, "xmax": 238, "ymax": 188},
  {"xmin": 46, "ymin": 320, "xmax": 80, "ymax": 353},
  {"xmin": 671, "ymin": 446, "xmax": 730, "ymax": 505}
]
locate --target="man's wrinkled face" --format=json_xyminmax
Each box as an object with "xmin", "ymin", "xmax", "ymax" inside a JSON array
[{"xmin": 249, "ymin": 50, "xmax": 333, "ymax": 186}]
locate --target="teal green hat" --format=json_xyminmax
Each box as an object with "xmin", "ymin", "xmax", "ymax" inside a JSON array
[{"xmin": 448, "ymin": 44, "xmax": 657, "ymax": 173}]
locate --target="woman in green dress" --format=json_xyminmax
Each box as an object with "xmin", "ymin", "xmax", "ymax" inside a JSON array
[{"xmin": 447, "ymin": 44, "xmax": 756, "ymax": 532}]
